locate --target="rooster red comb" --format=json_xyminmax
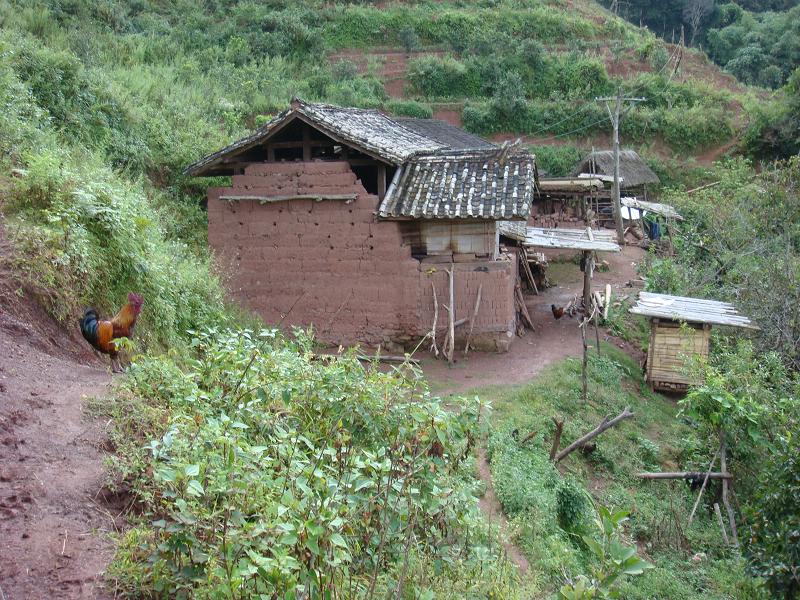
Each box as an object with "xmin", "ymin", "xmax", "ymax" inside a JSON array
[{"xmin": 128, "ymin": 292, "xmax": 144, "ymax": 308}]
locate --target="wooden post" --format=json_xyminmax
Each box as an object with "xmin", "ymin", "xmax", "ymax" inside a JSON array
[
  {"xmin": 580, "ymin": 317, "xmax": 589, "ymax": 403},
  {"xmin": 593, "ymin": 305, "xmax": 601, "ymax": 355},
  {"xmin": 714, "ymin": 503, "xmax": 730, "ymax": 546},
  {"xmin": 429, "ymin": 281, "xmax": 439, "ymax": 357},
  {"xmin": 302, "ymin": 124, "xmax": 311, "ymax": 161},
  {"xmin": 464, "ymin": 284, "xmax": 482, "ymax": 355},
  {"xmin": 447, "ymin": 267, "xmax": 455, "ymax": 364},
  {"xmin": 549, "ymin": 418, "xmax": 564, "ymax": 461},
  {"xmin": 688, "ymin": 447, "xmax": 720, "ymax": 526},
  {"xmin": 582, "ymin": 250, "xmax": 593, "ymax": 309},
  {"xmin": 377, "ymin": 164, "xmax": 387, "ymax": 200},
  {"xmin": 719, "ymin": 432, "xmax": 739, "ymax": 548}
]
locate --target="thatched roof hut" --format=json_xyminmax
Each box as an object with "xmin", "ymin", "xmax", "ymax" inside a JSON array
[{"xmin": 573, "ymin": 150, "xmax": 660, "ymax": 189}]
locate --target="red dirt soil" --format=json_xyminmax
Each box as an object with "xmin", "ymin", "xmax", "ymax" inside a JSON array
[{"xmin": 0, "ymin": 217, "xmax": 116, "ymax": 600}]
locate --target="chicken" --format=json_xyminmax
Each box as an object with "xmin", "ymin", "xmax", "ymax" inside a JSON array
[
  {"xmin": 79, "ymin": 292, "xmax": 144, "ymax": 372},
  {"xmin": 551, "ymin": 304, "xmax": 565, "ymax": 320}
]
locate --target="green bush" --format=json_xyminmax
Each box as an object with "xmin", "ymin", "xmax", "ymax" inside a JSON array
[
  {"xmin": 386, "ymin": 99, "xmax": 433, "ymax": 119},
  {"xmin": 103, "ymin": 328, "xmax": 518, "ymax": 597},
  {"xmin": 8, "ymin": 149, "xmax": 228, "ymax": 349},
  {"xmin": 407, "ymin": 55, "xmax": 480, "ymax": 99}
]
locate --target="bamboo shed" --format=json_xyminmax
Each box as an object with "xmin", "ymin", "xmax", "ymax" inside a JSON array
[{"xmin": 630, "ymin": 292, "xmax": 757, "ymax": 392}]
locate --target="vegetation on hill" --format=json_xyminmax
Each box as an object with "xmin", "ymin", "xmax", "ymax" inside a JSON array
[
  {"xmin": 639, "ymin": 156, "xmax": 800, "ymax": 597},
  {"xmin": 602, "ymin": 0, "xmax": 800, "ymax": 89},
  {"xmin": 482, "ymin": 346, "xmax": 766, "ymax": 599},
  {"xmin": 97, "ymin": 330, "xmax": 525, "ymax": 598}
]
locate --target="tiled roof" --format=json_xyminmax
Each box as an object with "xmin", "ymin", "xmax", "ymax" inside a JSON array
[
  {"xmin": 378, "ymin": 148, "xmax": 536, "ymax": 220},
  {"xmin": 393, "ymin": 117, "xmax": 495, "ymax": 150},
  {"xmin": 185, "ymin": 100, "xmax": 460, "ymax": 175}
]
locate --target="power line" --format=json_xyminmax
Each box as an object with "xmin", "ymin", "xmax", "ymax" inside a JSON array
[{"xmin": 526, "ymin": 44, "xmax": 680, "ymax": 139}]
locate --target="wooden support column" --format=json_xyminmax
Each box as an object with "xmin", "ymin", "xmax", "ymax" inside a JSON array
[
  {"xmin": 377, "ymin": 164, "xmax": 387, "ymax": 200},
  {"xmin": 302, "ymin": 124, "xmax": 311, "ymax": 161},
  {"xmin": 582, "ymin": 250, "xmax": 593, "ymax": 309},
  {"xmin": 267, "ymin": 144, "xmax": 275, "ymax": 162}
]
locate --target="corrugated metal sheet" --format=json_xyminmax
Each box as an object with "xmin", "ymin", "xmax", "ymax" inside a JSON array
[
  {"xmin": 378, "ymin": 149, "xmax": 535, "ymax": 220},
  {"xmin": 522, "ymin": 227, "xmax": 621, "ymax": 252},
  {"xmin": 621, "ymin": 197, "xmax": 683, "ymax": 220},
  {"xmin": 630, "ymin": 292, "xmax": 757, "ymax": 328}
]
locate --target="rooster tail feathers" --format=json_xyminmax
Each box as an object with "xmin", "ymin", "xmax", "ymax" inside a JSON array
[{"xmin": 79, "ymin": 309, "xmax": 100, "ymax": 345}]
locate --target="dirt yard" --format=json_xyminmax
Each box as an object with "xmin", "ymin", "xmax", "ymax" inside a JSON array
[
  {"xmin": 421, "ymin": 244, "xmax": 645, "ymax": 395},
  {"xmin": 0, "ymin": 223, "xmax": 116, "ymax": 600}
]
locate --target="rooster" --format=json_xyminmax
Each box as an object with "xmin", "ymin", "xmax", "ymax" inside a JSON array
[
  {"xmin": 551, "ymin": 304, "xmax": 565, "ymax": 320},
  {"xmin": 79, "ymin": 292, "xmax": 144, "ymax": 372}
]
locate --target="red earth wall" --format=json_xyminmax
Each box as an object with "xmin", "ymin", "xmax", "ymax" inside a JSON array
[{"xmin": 208, "ymin": 161, "xmax": 516, "ymax": 350}]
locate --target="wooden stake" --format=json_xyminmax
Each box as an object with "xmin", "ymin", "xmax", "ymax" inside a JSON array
[
  {"xmin": 593, "ymin": 304, "xmax": 601, "ymax": 356},
  {"xmin": 604, "ymin": 284, "xmax": 611, "ymax": 320},
  {"xmin": 713, "ymin": 503, "xmax": 730, "ymax": 545},
  {"xmin": 515, "ymin": 281, "xmax": 535, "ymax": 330},
  {"xmin": 582, "ymin": 250, "xmax": 593, "ymax": 309},
  {"xmin": 580, "ymin": 317, "xmax": 589, "ymax": 402},
  {"xmin": 464, "ymin": 283, "xmax": 483, "ymax": 355},
  {"xmin": 719, "ymin": 432, "xmax": 739, "ymax": 547},
  {"xmin": 688, "ymin": 447, "xmax": 720, "ymax": 526},
  {"xmin": 430, "ymin": 281, "xmax": 439, "ymax": 357},
  {"xmin": 447, "ymin": 267, "xmax": 455, "ymax": 364},
  {"xmin": 554, "ymin": 407, "xmax": 634, "ymax": 463}
]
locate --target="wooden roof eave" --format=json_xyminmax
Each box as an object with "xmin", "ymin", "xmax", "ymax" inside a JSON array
[{"xmin": 629, "ymin": 292, "xmax": 759, "ymax": 330}]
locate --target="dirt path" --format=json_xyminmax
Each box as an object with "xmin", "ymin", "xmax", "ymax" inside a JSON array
[
  {"xmin": 421, "ymin": 244, "xmax": 644, "ymax": 578},
  {"xmin": 0, "ymin": 219, "xmax": 116, "ymax": 600}
]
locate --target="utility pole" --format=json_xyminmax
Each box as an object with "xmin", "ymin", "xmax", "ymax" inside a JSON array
[{"xmin": 595, "ymin": 90, "xmax": 645, "ymax": 244}]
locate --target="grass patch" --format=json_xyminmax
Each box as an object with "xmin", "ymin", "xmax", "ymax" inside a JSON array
[{"xmin": 481, "ymin": 345, "xmax": 762, "ymax": 598}]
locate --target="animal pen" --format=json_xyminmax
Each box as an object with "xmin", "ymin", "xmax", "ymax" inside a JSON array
[{"xmin": 630, "ymin": 292, "xmax": 757, "ymax": 392}]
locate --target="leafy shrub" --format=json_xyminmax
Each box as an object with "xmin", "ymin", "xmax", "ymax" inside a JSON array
[
  {"xmin": 529, "ymin": 145, "xmax": 583, "ymax": 177},
  {"xmin": 386, "ymin": 99, "xmax": 432, "ymax": 119},
  {"xmin": 556, "ymin": 480, "xmax": 591, "ymax": 534},
  {"xmin": 744, "ymin": 423, "xmax": 800, "ymax": 598},
  {"xmin": 559, "ymin": 506, "xmax": 653, "ymax": 599},
  {"xmin": 7, "ymin": 149, "xmax": 227, "ymax": 349},
  {"xmin": 407, "ymin": 55, "xmax": 480, "ymax": 99},
  {"xmin": 103, "ymin": 328, "xmax": 514, "ymax": 597}
]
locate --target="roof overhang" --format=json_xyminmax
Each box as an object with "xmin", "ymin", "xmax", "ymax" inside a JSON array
[
  {"xmin": 184, "ymin": 99, "xmax": 449, "ymax": 177},
  {"xmin": 629, "ymin": 292, "xmax": 758, "ymax": 329}
]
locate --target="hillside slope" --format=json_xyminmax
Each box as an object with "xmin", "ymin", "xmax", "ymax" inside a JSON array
[{"xmin": 0, "ymin": 217, "xmax": 116, "ymax": 600}]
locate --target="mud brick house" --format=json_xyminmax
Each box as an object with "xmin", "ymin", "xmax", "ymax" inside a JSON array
[{"xmin": 185, "ymin": 99, "xmax": 537, "ymax": 351}]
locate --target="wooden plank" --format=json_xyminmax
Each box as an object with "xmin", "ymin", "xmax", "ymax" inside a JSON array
[{"xmin": 219, "ymin": 194, "xmax": 357, "ymax": 203}]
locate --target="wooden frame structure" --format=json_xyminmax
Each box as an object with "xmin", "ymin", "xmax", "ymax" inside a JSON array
[
  {"xmin": 519, "ymin": 226, "xmax": 620, "ymax": 307},
  {"xmin": 630, "ymin": 292, "xmax": 757, "ymax": 392}
]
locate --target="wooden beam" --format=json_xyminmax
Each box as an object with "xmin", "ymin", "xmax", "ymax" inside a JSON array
[
  {"xmin": 219, "ymin": 193, "xmax": 357, "ymax": 203},
  {"xmin": 268, "ymin": 140, "xmax": 336, "ymax": 149},
  {"xmin": 554, "ymin": 407, "xmax": 634, "ymax": 463},
  {"xmin": 377, "ymin": 164, "xmax": 387, "ymax": 199},
  {"xmin": 302, "ymin": 124, "xmax": 311, "ymax": 161},
  {"xmin": 637, "ymin": 471, "xmax": 732, "ymax": 480}
]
